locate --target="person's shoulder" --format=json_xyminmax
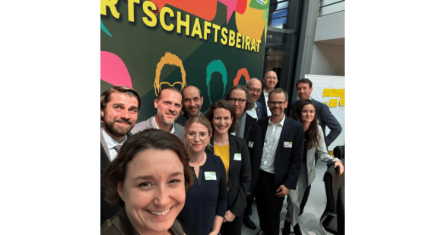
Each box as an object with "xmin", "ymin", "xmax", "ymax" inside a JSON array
[
  {"xmin": 258, "ymin": 116, "xmax": 268, "ymax": 125},
  {"xmin": 174, "ymin": 122, "xmax": 184, "ymax": 131},
  {"xmin": 285, "ymin": 116, "xmax": 303, "ymax": 128},
  {"xmin": 207, "ymin": 153, "xmax": 225, "ymax": 166}
]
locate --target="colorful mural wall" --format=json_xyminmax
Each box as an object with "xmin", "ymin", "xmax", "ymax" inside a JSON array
[{"xmin": 101, "ymin": 0, "xmax": 270, "ymax": 121}]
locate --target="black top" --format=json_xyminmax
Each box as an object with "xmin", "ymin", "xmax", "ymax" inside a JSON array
[
  {"xmin": 302, "ymin": 130, "xmax": 309, "ymax": 163},
  {"xmin": 176, "ymin": 153, "xmax": 228, "ymax": 235}
]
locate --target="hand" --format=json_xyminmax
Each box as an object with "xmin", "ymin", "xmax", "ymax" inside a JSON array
[
  {"xmin": 248, "ymin": 192, "xmax": 251, "ymax": 195},
  {"xmin": 209, "ymin": 231, "xmax": 219, "ymax": 235},
  {"xmin": 223, "ymin": 210, "xmax": 236, "ymax": 223},
  {"xmin": 275, "ymin": 185, "xmax": 290, "ymax": 197},
  {"xmin": 334, "ymin": 161, "xmax": 344, "ymax": 175}
]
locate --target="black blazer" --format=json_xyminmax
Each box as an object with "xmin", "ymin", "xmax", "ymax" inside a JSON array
[
  {"xmin": 258, "ymin": 116, "xmax": 304, "ymax": 190},
  {"xmin": 258, "ymin": 91, "xmax": 268, "ymax": 117},
  {"xmin": 206, "ymin": 134, "xmax": 251, "ymax": 217},
  {"xmin": 255, "ymin": 101, "xmax": 263, "ymax": 119},
  {"xmin": 100, "ymin": 132, "xmax": 132, "ymax": 225},
  {"xmin": 243, "ymin": 114, "xmax": 263, "ymax": 193}
]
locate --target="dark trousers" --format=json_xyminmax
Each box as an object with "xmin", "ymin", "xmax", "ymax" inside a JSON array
[
  {"xmin": 246, "ymin": 192, "xmax": 255, "ymax": 214},
  {"xmin": 255, "ymin": 170, "xmax": 285, "ymax": 235},
  {"xmin": 220, "ymin": 206, "xmax": 245, "ymax": 235}
]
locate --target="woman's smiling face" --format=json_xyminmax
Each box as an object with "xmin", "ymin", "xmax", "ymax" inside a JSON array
[
  {"xmin": 118, "ymin": 149, "xmax": 186, "ymax": 234},
  {"xmin": 212, "ymin": 108, "xmax": 233, "ymax": 135}
]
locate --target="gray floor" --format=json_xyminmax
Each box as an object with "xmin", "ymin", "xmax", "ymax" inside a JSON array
[{"xmin": 241, "ymin": 160, "xmax": 334, "ymax": 235}]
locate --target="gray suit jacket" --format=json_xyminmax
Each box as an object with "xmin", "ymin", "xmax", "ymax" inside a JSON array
[
  {"xmin": 130, "ymin": 116, "xmax": 184, "ymax": 142},
  {"xmin": 305, "ymin": 126, "xmax": 341, "ymax": 185}
]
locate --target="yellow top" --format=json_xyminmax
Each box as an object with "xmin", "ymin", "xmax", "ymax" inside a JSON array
[{"xmin": 214, "ymin": 144, "xmax": 230, "ymax": 179}]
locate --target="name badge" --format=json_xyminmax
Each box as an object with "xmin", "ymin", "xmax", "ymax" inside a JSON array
[
  {"xmin": 248, "ymin": 141, "xmax": 254, "ymax": 148},
  {"xmin": 284, "ymin": 142, "xmax": 292, "ymax": 148},
  {"xmin": 204, "ymin": 171, "xmax": 217, "ymax": 180},
  {"xmin": 234, "ymin": 153, "xmax": 242, "ymax": 161}
]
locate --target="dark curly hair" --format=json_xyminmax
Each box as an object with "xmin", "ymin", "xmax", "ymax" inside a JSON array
[
  {"xmin": 225, "ymin": 85, "xmax": 255, "ymax": 111},
  {"xmin": 101, "ymin": 128, "xmax": 194, "ymax": 208}
]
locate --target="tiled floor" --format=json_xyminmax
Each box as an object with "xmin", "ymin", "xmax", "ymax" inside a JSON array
[{"xmin": 241, "ymin": 160, "xmax": 335, "ymax": 235}]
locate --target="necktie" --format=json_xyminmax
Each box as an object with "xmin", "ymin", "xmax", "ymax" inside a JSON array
[{"xmin": 115, "ymin": 145, "xmax": 121, "ymax": 152}]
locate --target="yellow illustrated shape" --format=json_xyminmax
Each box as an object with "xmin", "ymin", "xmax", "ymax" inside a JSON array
[
  {"xmin": 235, "ymin": 0, "xmax": 266, "ymax": 43},
  {"xmin": 154, "ymin": 52, "xmax": 187, "ymax": 96}
]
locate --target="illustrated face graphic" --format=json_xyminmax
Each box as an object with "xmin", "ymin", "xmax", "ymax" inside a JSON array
[{"xmin": 154, "ymin": 52, "xmax": 187, "ymax": 96}]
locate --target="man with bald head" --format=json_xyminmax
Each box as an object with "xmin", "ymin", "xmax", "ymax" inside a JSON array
[
  {"xmin": 176, "ymin": 85, "xmax": 205, "ymax": 126},
  {"xmin": 246, "ymin": 78, "xmax": 264, "ymax": 120},
  {"xmin": 258, "ymin": 71, "xmax": 278, "ymax": 117}
]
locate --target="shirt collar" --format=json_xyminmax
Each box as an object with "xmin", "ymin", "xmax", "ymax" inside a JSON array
[
  {"xmin": 263, "ymin": 89, "xmax": 269, "ymax": 97},
  {"xmin": 151, "ymin": 115, "xmax": 175, "ymax": 134},
  {"xmin": 101, "ymin": 127, "xmax": 127, "ymax": 150},
  {"xmin": 268, "ymin": 115, "xmax": 285, "ymax": 127}
]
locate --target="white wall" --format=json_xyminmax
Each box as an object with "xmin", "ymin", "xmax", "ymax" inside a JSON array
[{"xmin": 310, "ymin": 42, "xmax": 345, "ymax": 76}]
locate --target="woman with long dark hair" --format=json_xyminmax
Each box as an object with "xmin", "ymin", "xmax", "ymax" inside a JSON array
[{"xmin": 283, "ymin": 100, "xmax": 344, "ymax": 235}]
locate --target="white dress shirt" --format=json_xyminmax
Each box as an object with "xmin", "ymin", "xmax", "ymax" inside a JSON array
[
  {"xmin": 263, "ymin": 89, "xmax": 272, "ymax": 116},
  {"xmin": 246, "ymin": 102, "xmax": 258, "ymax": 120},
  {"xmin": 101, "ymin": 128, "xmax": 128, "ymax": 161},
  {"xmin": 260, "ymin": 116, "xmax": 286, "ymax": 174}
]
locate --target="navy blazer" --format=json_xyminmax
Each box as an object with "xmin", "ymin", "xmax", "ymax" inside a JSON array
[
  {"xmin": 290, "ymin": 98, "xmax": 342, "ymax": 148},
  {"xmin": 207, "ymin": 135, "xmax": 251, "ymax": 217},
  {"xmin": 255, "ymin": 101, "xmax": 263, "ymax": 119},
  {"xmin": 243, "ymin": 114, "xmax": 263, "ymax": 193},
  {"xmin": 258, "ymin": 92, "xmax": 268, "ymax": 117},
  {"xmin": 258, "ymin": 116, "xmax": 304, "ymax": 190}
]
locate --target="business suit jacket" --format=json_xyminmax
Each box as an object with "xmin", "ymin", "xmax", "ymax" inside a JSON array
[
  {"xmin": 290, "ymin": 98, "xmax": 342, "ymax": 148},
  {"xmin": 258, "ymin": 116, "xmax": 304, "ymax": 190},
  {"xmin": 175, "ymin": 111, "xmax": 205, "ymax": 126},
  {"xmin": 305, "ymin": 126, "xmax": 341, "ymax": 186},
  {"xmin": 243, "ymin": 114, "xmax": 263, "ymax": 193},
  {"xmin": 100, "ymin": 130, "xmax": 131, "ymax": 225},
  {"xmin": 255, "ymin": 101, "xmax": 263, "ymax": 119},
  {"xmin": 130, "ymin": 116, "xmax": 185, "ymax": 142},
  {"xmin": 206, "ymin": 134, "xmax": 251, "ymax": 217},
  {"xmin": 258, "ymin": 92, "xmax": 268, "ymax": 117}
]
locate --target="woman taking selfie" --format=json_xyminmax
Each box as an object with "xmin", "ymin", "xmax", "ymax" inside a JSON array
[
  {"xmin": 283, "ymin": 100, "xmax": 345, "ymax": 235},
  {"xmin": 205, "ymin": 100, "xmax": 251, "ymax": 235},
  {"xmin": 101, "ymin": 128, "xmax": 193, "ymax": 235},
  {"xmin": 176, "ymin": 116, "xmax": 228, "ymax": 235}
]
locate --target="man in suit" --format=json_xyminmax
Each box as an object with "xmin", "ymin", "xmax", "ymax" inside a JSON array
[
  {"xmin": 246, "ymin": 78, "xmax": 263, "ymax": 120},
  {"xmin": 225, "ymin": 85, "xmax": 263, "ymax": 230},
  {"xmin": 100, "ymin": 86, "xmax": 141, "ymax": 225},
  {"xmin": 255, "ymin": 88, "xmax": 304, "ymax": 235},
  {"xmin": 131, "ymin": 86, "xmax": 185, "ymax": 142},
  {"xmin": 257, "ymin": 71, "xmax": 278, "ymax": 118},
  {"xmin": 289, "ymin": 78, "xmax": 342, "ymax": 221},
  {"xmin": 176, "ymin": 85, "xmax": 205, "ymax": 126}
]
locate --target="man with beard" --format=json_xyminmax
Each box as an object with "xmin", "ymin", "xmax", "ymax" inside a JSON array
[
  {"xmin": 176, "ymin": 85, "xmax": 205, "ymax": 126},
  {"xmin": 100, "ymin": 86, "xmax": 141, "ymax": 224},
  {"xmin": 255, "ymin": 88, "xmax": 304, "ymax": 235},
  {"xmin": 258, "ymin": 71, "xmax": 279, "ymax": 117},
  {"xmin": 131, "ymin": 86, "xmax": 184, "ymax": 142}
]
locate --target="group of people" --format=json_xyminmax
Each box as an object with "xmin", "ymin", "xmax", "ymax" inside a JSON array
[{"xmin": 100, "ymin": 71, "xmax": 345, "ymax": 235}]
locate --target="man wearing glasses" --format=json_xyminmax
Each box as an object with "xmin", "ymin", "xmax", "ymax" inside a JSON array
[
  {"xmin": 131, "ymin": 86, "xmax": 185, "ymax": 142},
  {"xmin": 245, "ymin": 78, "xmax": 264, "ymax": 120},
  {"xmin": 225, "ymin": 85, "xmax": 263, "ymax": 230},
  {"xmin": 255, "ymin": 88, "xmax": 304, "ymax": 235},
  {"xmin": 176, "ymin": 85, "xmax": 205, "ymax": 126}
]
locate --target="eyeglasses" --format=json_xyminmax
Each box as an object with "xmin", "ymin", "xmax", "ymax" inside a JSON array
[
  {"xmin": 229, "ymin": 98, "xmax": 246, "ymax": 104},
  {"xmin": 268, "ymin": 101, "xmax": 286, "ymax": 106},
  {"xmin": 247, "ymin": 87, "xmax": 262, "ymax": 94},
  {"xmin": 186, "ymin": 131, "xmax": 209, "ymax": 140}
]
